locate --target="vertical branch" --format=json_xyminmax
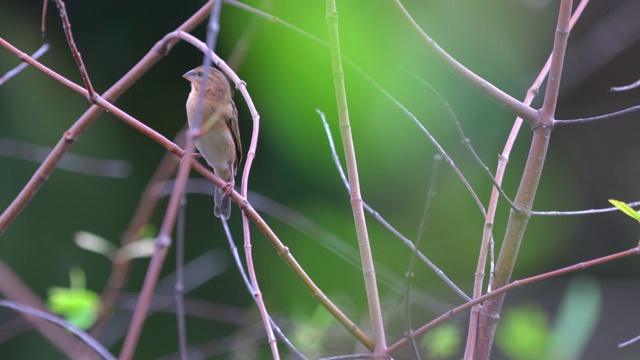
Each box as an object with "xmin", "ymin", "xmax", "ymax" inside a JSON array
[
  {"xmin": 464, "ymin": 1, "xmax": 589, "ymax": 357},
  {"xmin": 119, "ymin": 141, "xmax": 197, "ymax": 360},
  {"xmin": 474, "ymin": 1, "xmax": 574, "ymax": 359},
  {"xmin": 53, "ymin": 0, "xmax": 96, "ymax": 100},
  {"xmin": 174, "ymin": 196, "xmax": 188, "ymax": 360},
  {"xmin": 325, "ymin": 0, "xmax": 387, "ymax": 356}
]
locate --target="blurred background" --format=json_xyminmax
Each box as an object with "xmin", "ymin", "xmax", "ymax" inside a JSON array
[{"xmin": 1, "ymin": 0, "xmax": 639, "ymax": 359}]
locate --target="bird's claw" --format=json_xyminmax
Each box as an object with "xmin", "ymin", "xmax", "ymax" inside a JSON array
[{"xmin": 221, "ymin": 182, "xmax": 234, "ymax": 198}]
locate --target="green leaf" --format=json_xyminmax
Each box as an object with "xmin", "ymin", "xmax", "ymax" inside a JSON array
[
  {"xmin": 47, "ymin": 268, "xmax": 100, "ymax": 330},
  {"xmin": 47, "ymin": 287, "xmax": 100, "ymax": 330},
  {"xmin": 608, "ymin": 199, "xmax": 640, "ymax": 222}
]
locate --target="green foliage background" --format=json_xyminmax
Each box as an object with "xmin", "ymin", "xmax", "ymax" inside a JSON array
[{"xmin": 1, "ymin": 0, "xmax": 640, "ymax": 359}]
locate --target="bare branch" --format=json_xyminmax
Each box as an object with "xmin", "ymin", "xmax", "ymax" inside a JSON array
[
  {"xmin": 325, "ymin": 0, "xmax": 387, "ymax": 354},
  {"xmin": 389, "ymin": 245, "xmax": 640, "ymax": 354},
  {"xmin": 317, "ymin": 109, "xmax": 470, "ymax": 302},
  {"xmin": 611, "ymin": 78, "xmax": 640, "ymax": 92},
  {"xmin": 385, "ymin": 0, "xmax": 539, "ymax": 125},
  {"xmin": 0, "ymin": 300, "xmax": 116, "ymax": 360},
  {"xmin": 0, "ymin": 0, "xmax": 215, "ymax": 236},
  {"xmin": 53, "ymin": 0, "xmax": 96, "ymax": 101},
  {"xmin": 533, "ymin": 200, "xmax": 640, "ymax": 216},
  {"xmin": 0, "ymin": 43, "xmax": 49, "ymax": 86},
  {"xmin": 554, "ymin": 105, "xmax": 640, "ymax": 126}
]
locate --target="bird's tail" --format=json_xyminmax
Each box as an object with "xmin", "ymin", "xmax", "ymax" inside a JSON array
[{"xmin": 214, "ymin": 186, "xmax": 231, "ymax": 219}]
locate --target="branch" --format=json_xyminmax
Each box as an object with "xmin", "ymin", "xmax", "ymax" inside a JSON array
[
  {"xmin": 53, "ymin": 0, "xmax": 96, "ymax": 100},
  {"xmin": 533, "ymin": 200, "xmax": 640, "ymax": 216},
  {"xmin": 0, "ymin": 40, "xmax": 375, "ymax": 352},
  {"xmin": 0, "ymin": 0, "xmax": 215, "ymax": 236},
  {"xmin": 611, "ymin": 78, "xmax": 640, "ymax": 92},
  {"xmin": 385, "ymin": 0, "xmax": 539, "ymax": 125},
  {"xmin": 475, "ymin": 1, "xmax": 574, "ymax": 358},
  {"xmin": 389, "ymin": 245, "xmax": 640, "ymax": 354},
  {"xmin": 226, "ymin": 0, "xmax": 487, "ymax": 217},
  {"xmin": 326, "ymin": 1, "xmax": 386, "ymax": 354},
  {"xmin": 554, "ymin": 105, "xmax": 640, "ymax": 126},
  {"xmin": 464, "ymin": 0, "xmax": 589, "ymax": 357},
  {"xmin": 0, "ymin": 43, "xmax": 49, "ymax": 86},
  {"xmin": 0, "ymin": 300, "xmax": 116, "ymax": 360},
  {"xmin": 318, "ymin": 110, "xmax": 470, "ymax": 302}
]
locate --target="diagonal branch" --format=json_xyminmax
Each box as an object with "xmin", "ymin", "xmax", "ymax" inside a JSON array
[
  {"xmin": 0, "ymin": 39, "xmax": 375, "ymax": 352},
  {"xmin": 0, "ymin": 0, "xmax": 216, "ymax": 236},
  {"xmin": 385, "ymin": 0, "xmax": 539, "ymax": 125}
]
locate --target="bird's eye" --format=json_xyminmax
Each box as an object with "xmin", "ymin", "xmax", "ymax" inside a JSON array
[{"xmin": 197, "ymin": 71, "xmax": 204, "ymax": 77}]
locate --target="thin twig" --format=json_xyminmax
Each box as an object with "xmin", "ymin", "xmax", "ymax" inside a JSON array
[
  {"xmin": 220, "ymin": 219, "xmax": 308, "ymax": 360},
  {"xmin": 53, "ymin": 0, "xmax": 96, "ymax": 101},
  {"xmin": 0, "ymin": 300, "xmax": 116, "ymax": 360},
  {"xmin": 388, "ymin": 245, "xmax": 640, "ymax": 354},
  {"xmin": 554, "ymin": 105, "xmax": 640, "ymax": 126},
  {"xmin": 401, "ymin": 67, "xmax": 518, "ymax": 212},
  {"xmin": 40, "ymin": 0, "xmax": 48, "ymax": 35},
  {"xmin": 405, "ymin": 154, "xmax": 442, "ymax": 360},
  {"xmin": 214, "ymin": 185, "xmax": 448, "ymax": 312},
  {"xmin": 611, "ymin": 78, "xmax": 640, "ymax": 92},
  {"xmin": 325, "ymin": 1, "xmax": 386, "ymax": 355},
  {"xmin": 385, "ymin": 0, "xmax": 538, "ymax": 124},
  {"xmin": 317, "ymin": 109, "xmax": 470, "ymax": 302},
  {"xmin": 533, "ymin": 200, "xmax": 640, "ymax": 216},
  {"xmin": 618, "ymin": 333, "xmax": 640, "ymax": 348},
  {"xmin": 0, "ymin": 43, "xmax": 49, "ymax": 86}
]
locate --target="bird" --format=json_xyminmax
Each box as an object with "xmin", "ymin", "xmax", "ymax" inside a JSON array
[{"xmin": 183, "ymin": 66, "xmax": 241, "ymax": 219}]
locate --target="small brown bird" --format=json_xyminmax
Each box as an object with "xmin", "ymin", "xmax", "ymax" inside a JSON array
[{"xmin": 183, "ymin": 66, "xmax": 241, "ymax": 219}]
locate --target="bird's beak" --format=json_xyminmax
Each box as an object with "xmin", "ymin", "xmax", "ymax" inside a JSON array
[{"xmin": 182, "ymin": 69, "xmax": 195, "ymax": 81}]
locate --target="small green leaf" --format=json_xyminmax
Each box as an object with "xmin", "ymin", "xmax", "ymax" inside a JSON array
[
  {"xmin": 609, "ymin": 199, "xmax": 640, "ymax": 222},
  {"xmin": 47, "ymin": 268, "xmax": 100, "ymax": 330}
]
